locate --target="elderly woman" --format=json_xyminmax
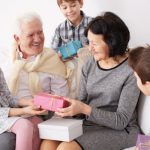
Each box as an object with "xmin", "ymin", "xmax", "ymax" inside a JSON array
[
  {"xmin": 40, "ymin": 12, "xmax": 140, "ymax": 150},
  {"xmin": 1, "ymin": 12, "xmax": 69, "ymax": 150}
]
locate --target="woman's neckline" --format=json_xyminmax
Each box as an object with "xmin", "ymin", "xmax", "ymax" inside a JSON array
[{"xmin": 97, "ymin": 58, "xmax": 128, "ymax": 71}]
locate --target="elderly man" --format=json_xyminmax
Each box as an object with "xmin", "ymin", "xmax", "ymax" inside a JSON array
[
  {"xmin": 8, "ymin": 12, "xmax": 69, "ymax": 100},
  {"xmin": 1, "ymin": 12, "xmax": 69, "ymax": 150}
]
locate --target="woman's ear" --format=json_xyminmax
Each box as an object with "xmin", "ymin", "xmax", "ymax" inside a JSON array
[{"xmin": 145, "ymin": 81, "xmax": 150, "ymax": 86}]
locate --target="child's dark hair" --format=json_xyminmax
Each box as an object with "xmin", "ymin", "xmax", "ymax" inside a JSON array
[
  {"xmin": 57, "ymin": 0, "xmax": 82, "ymax": 6},
  {"xmin": 128, "ymin": 46, "xmax": 150, "ymax": 84},
  {"xmin": 85, "ymin": 12, "xmax": 130, "ymax": 57}
]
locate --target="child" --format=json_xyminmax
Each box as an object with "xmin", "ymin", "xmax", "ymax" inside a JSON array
[
  {"xmin": 0, "ymin": 68, "xmax": 46, "ymax": 150},
  {"xmin": 51, "ymin": 0, "xmax": 93, "ymax": 98},
  {"xmin": 51, "ymin": 0, "xmax": 92, "ymax": 52},
  {"xmin": 128, "ymin": 46, "xmax": 150, "ymax": 96}
]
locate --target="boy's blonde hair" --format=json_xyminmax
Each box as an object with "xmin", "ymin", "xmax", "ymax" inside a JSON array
[{"xmin": 57, "ymin": 0, "xmax": 82, "ymax": 6}]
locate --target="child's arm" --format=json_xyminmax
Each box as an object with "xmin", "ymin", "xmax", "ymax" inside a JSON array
[
  {"xmin": 8, "ymin": 105, "xmax": 46, "ymax": 117},
  {"xmin": 18, "ymin": 98, "xmax": 33, "ymax": 107},
  {"xmin": 51, "ymin": 26, "xmax": 62, "ymax": 52}
]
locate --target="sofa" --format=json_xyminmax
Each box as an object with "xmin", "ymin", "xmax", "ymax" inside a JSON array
[
  {"xmin": 0, "ymin": 47, "xmax": 150, "ymax": 150},
  {"xmin": 123, "ymin": 94, "xmax": 150, "ymax": 150}
]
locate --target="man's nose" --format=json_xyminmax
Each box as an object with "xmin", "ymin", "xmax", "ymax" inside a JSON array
[{"xmin": 34, "ymin": 34, "xmax": 41, "ymax": 42}]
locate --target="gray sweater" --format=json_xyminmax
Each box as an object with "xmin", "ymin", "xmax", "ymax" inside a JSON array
[{"xmin": 79, "ymin": 57, "xmax": 140, "ymax": 130}]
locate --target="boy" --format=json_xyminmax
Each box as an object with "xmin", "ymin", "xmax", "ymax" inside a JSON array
[
  {"xmin": 51, "ymin": 0, "xmax": 93, "ymax": 99},
  {"xmin": 51, "ymin": 0, "xmax": 92, "ymax": 52},
  {"xmin": 128, "ymin": 46, "xmax": 150, "ymax": 95}
]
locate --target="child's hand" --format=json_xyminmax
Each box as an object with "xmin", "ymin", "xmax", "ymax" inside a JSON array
[
  {"xmin": 58, "ymin": 50, "xmax": 76, "ymax": 61},
  {"xmin": 58, "ymin": 51, "xmax": 62, "ymax": 58},
  {"xmin": 18, "ymin": 98, "xmax": 34, "ymax": 107},
  {"xmin": 23, "ymin": 105, "xmax": 47, "ymax": 115},
  {"xmin": 62, "ymin": 57, "xmax": 74, "ymax": 62}
]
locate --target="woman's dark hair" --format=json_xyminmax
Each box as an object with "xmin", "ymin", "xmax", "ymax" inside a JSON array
[
  {"xmin": 128, "ymin": 46, "xmax": 150, "ymax": 84},
  {"xmin": 85, "ymin": 12, "xmax": 130, "ymax": 57}
]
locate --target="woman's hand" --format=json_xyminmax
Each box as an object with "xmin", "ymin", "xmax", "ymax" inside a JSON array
[
  {"xmin": 23, "ymin": 105, "xmax": 47, "ymax": 115},
  {"xmin": 55, "ymin": 98, "xmax": 92, "ymax": 117}
]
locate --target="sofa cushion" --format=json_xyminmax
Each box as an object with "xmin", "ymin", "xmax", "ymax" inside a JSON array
[
  {"xmin": 138, "ymin": 94, "xmax": 150, "ymax": 135},
  {"xmin": 123, "ymin": 146, "xmax": 135, "ymax": 150},
  {"xmin": 65, "ymin": 47, "xmax": 92, "ymax": 99},
  {"xmin": 0, "ymin": 132, "xmax": 16, "ymax": 150}
]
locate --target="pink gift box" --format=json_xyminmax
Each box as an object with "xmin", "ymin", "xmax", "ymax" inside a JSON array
[
  {"xmin": 136, "ymin": 134, "xmax": 150, "ymax": 150},
  {"xmin": 34, "ymin": 93, "xmax": 69, "ymax": 112}
]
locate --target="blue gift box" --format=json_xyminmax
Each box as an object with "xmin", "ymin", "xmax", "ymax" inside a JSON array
[{"xmin": 58, "ymin": 40, "xmax": 82, "ymax": 59}]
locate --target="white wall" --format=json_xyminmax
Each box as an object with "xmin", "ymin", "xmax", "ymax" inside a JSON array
[{"xmin": 0, "ymin": 0, "xmax": 150, "ymax": 51}]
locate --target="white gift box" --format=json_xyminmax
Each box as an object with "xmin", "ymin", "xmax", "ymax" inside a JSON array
[{"xmin": 38, "ymin": 117, "xmax": 83, "ymax": 142}]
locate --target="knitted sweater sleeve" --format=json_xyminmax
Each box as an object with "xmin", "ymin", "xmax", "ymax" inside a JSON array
[
  {"xmin": 0, "ymin": 68, "xmax": 18, "ymax": 108},
  {"xmin": 87, "ymin": 74, "xmax": 140, "ymax": 130},
  {"xmin": 79, "ymin": 59, "xmax": 140, "ymax": 130}
]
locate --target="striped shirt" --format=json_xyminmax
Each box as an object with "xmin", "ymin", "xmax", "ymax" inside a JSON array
[{"xmin": 51, "ymin": 11, "xmax": 93, "ymax": 51}]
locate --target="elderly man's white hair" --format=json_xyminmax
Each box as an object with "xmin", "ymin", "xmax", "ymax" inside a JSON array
[{"xmin": 14, "ymin": 12, "xmax": 43, "ymax": 35}]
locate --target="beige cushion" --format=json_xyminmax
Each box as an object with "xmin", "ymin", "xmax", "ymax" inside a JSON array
[
  {"xmin": 65, "ymin": 47, "xmax": 92, "ymax": 99},
  {"xmin": 76, "ymin": 47, "xmax": 92, "ymax": 97}
]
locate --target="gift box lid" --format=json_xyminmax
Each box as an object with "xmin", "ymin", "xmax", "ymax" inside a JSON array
[
  {"xmin": 38, "ymin": 116, "xmax": 83, "ymax": 141},
  {"xmin": 34, "ymin": 92, "xmax": 63, "ymax": 99},
  {"xmin": 38, "ymin": 117, "xmax": 83, "ymax": 130}
]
